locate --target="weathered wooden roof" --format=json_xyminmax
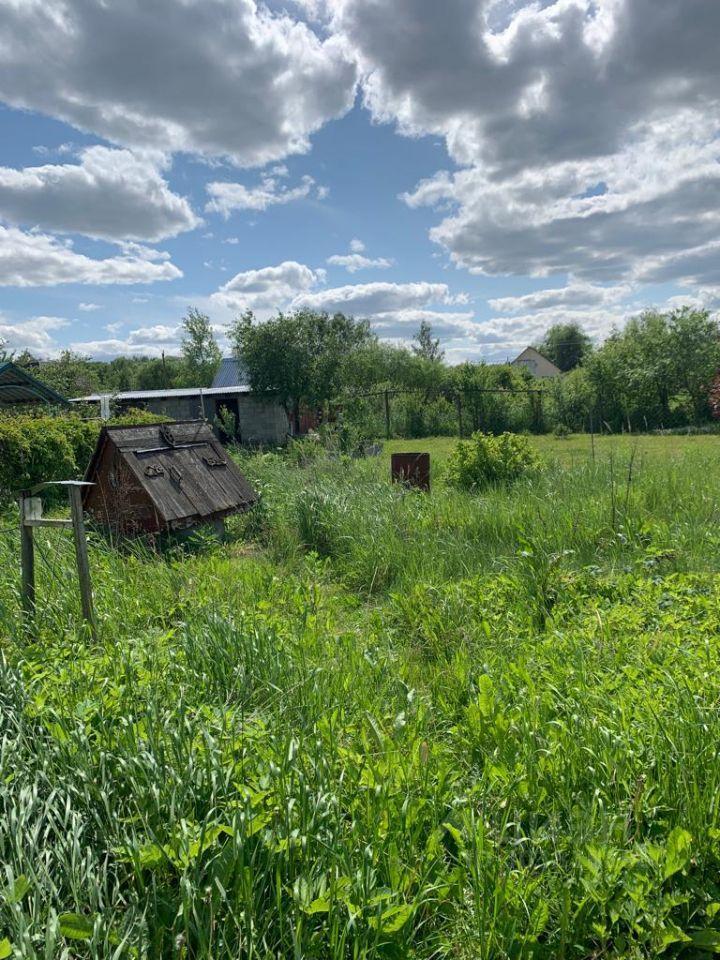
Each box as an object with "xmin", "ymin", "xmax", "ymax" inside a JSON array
[{"xmin": 84, "ymin": 420, "xmax": 258, "ymax": 525}]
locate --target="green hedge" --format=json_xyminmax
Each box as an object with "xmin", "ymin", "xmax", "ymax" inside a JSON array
[{"xmin": 0, "ymin": 409, "xmax": 169, "ymax": 503}]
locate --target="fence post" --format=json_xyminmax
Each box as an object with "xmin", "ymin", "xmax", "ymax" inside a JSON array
[
  {"xmin": 384, "ymin": 390, "xmax": 391, "ymax": 440},
  {"xmin": 68, "ymin": 485, "xmax": 97, "ymax": 640},
  {"xmin": 19, "ymin": 492, "xmax": 35, "ymax": 621}
]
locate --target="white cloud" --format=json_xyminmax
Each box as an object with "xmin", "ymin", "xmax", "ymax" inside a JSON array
[
  {"xmin": 0, "ymin": 315, "xmax": 69, "ymax": 357},
  {"xmin": 72, "ymin": 321, "xmax": 232, "ymax": 360},
  {"xmin": 78, "ymin": 302, "xmax": 101, "ymax": 312},
  {"xmin": 329, "ymin": 0, "xmax": 720, "ymax": 287},
  {"xmin": 0, "ymin": 225, "xmax": 182, "ymax": 287},
  {"xmin": 292, "ymin": 280, "xmax": 455, "ymax": 315},
  {"xmin": 212, "ymin": 260, "xmax": 325, "ymax": 312},
  {"xmin": 350, "ymin": 238, "xmax": 365, "ymax": 253},
  {"xmin": 210, "ymin": 262, "xmax": 475, "ymax": 344},
  {"xmin": 0, "ymin": 146, "xmax": 200, "ymax": 241},
  {"xmin": 206, "ymin": 174, "xmax": 324, "ymax": 216},
  {"xmin": 489, "ymin": 281, "xmax": 632, "ymax": 313},
  {"xmin": 0, "ymin": 0, "xmax": 357, "ymax": 166},
  {"xmin": 327, "ymin": 253, "xmax": 394, "ymax": 273}
]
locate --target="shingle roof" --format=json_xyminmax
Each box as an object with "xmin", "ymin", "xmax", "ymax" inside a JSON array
[
  {"xmin": 0, "ymin": 361, "xmax": 70, "ymax": 406},
  {"xmin": 212, "ymin": 357, "xmax": 250, "ymax": 389}
]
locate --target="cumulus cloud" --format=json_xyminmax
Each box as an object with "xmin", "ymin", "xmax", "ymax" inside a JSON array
[
  {"xmin": 489, "ymin": 281, "xmax": 632, "ymax": 313},
  {"xmin": 72, "ymin": 321, "xmax": 233, "ymax": 360},
  {"xmin": 0, "ymin": 0, "xmax": 357, "ymax": 166},
  {"xmin": 206, "ymin": 174, "xmax": 324, "ymax": 216},
  {"xmin": 0, "ymin": 226, "xmax": 182, "ymax": 287},
  {"xmin": 210, "ymin": 261, "xmax": 475, "ymax": 343},
  {"xmin": 212, "ymin": 260, "xmax": 325, "ymax": 312},
  {"xmin": 326, "ymin": 0, "xmax": 720, "ymax": 288},
  {"xmin": 0, "ymin": 147, "xmax": 200, "ymax": 242},
  {"xmin": 327, "ymin": 253, "xmax": 394, "ymax": 273},
  {"xmin": 293, "ymin": 280, "xmax": 454, "ymax": 315},
  {"xmin": 0, "ymin": 315, "xmax": 69, "ymax": 357}
]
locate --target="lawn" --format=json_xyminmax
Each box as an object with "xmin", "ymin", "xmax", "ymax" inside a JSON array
[{"xmin": 2, "ymin": 434, "xmax": 720, "ymax": 958}]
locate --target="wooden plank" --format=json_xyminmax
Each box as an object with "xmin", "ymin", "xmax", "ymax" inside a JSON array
[
  {"xmin": 68, "ymin": 485, "xmax": 97, "ymax": 640},
  {"xmin": 19, "ymin": 493, "xmax": 35, "ymax": 620},
  {"xmin": 23, "ymin": 518, "xmax": 73, "ymax": 528}
]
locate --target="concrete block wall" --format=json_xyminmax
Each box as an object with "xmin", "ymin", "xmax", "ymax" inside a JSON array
[
  {"xmin": 132, "ymin": 394, "xmax": 288, "ymax": 445},
  {"xmin": 237, "ymin": 396, "xmax": 288, "ymax": 444}
]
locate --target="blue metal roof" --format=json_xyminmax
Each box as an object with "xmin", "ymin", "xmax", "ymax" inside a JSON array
[
  {"xmin": 212, "ymin": 357, "xmax": 250, "ymax": 389},
  {"xmin": 0, "ymin": 361, "xmax": 70, "ymax": 406}
]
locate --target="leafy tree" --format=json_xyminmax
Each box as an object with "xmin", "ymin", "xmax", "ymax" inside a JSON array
[
  {"xmin": 0, "ymin": 338, "xmax": 10, "ymax": 363},
  {"xmin": 412, "ymin": 320, "xmax": 444, "ymax": 362},
  {"xmin": 38, "ymin": 351, "xmax": 101, "ymax": 398},
  {"xmin": 181, "ymin": 307, "xmax": 221, "ymax": 386},
  {"xmin": 538, "ymin": 322, "xmax": 592, "ymax": 372},
  {"xmin": 230, "ymin": 309, "xmax": 374, "ymax": 432}
]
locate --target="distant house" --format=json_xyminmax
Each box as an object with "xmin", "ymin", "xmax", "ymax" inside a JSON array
[
  {"xmin": 510, "ymin": 346, "xmax": 562, "ymax": 378},
  {"xmin": 0, "ymin": 360, "xmax": 70, "ymax": 409},
  {"xmin": 72, "ymin": 359, "xmax": 289, "ymax": 445}
]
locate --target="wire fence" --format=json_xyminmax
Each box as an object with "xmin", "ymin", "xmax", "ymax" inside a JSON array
[{"xmin": 337, "ymin": 385, "xmax": 545, "ymax": 440}]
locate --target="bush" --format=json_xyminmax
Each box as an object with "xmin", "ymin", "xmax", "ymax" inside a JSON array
[
  {"xmin": 445, "ymin": 431, "xmax": 540, "ymax": 491},
  {"xmin": 0, "ymin": 408, "xmax": 169, "ymax": 502}
]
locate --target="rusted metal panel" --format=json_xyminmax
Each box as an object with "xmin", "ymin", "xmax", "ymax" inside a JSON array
[
  {"xmin": 83, "ymin": 420, "xmax": 258, "ymax": 535},
  {"xmin": 390, "ymin": 452, "xmax": 431, "ymax": 492}
]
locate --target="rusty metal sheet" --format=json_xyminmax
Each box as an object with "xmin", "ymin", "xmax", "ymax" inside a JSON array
[{"xmin": 390, "ymin": 452, "xmax": 431, "ymax": 492}]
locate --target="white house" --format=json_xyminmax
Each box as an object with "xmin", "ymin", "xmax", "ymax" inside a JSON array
[{"xmin": 510, "ymin": 346, "xmax": 562, "ymax": 378}]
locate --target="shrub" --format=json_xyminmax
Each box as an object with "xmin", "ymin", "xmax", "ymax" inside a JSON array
[
  {"xmin": 445, "ymin": 430, "xmax": 540, "ymax": 491},
  {"xmin": 0, "ymin": 409, "xmax": 169, "ymax": 502}
]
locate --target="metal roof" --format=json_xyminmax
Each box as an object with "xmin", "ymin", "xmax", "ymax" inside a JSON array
[
  {"xmin": 0, "ymin": 361, "xmax": 70, "ymax": 406},
  {"xmin": 71, "ymin": 384, "xmax": 252, "ymax": 403},
  {"xmin": 212, "ymin": 357, "xmax": 250, "ymax": 389}
]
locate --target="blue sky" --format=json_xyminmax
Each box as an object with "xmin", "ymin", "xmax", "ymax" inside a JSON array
[{"xmin": 0, "ymin": 0, "xmax": 717, "ymax": 364}]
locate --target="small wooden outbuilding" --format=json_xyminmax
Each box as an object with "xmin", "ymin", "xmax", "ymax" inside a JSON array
[{"xmin": 83, "ymin": 420, "xmax": 258, "ymax": 535}]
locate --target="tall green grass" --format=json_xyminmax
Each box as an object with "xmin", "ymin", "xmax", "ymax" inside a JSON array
[{"xmin": 1, "ymin": 435, "xmax": 720, "ymax": 957}]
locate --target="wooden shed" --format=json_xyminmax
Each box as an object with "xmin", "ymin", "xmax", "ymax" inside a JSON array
[{"xmin": 83, "ymin": 420, "xmax": 258, "ymax": 535}]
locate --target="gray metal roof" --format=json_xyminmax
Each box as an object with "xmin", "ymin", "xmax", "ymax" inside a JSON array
[
  {"xmin": 0, "ymin": 361, "xmax": 70, "ymax": 406},
  {"xmin": 212, "ymin": 357, "xmax": 250, "ymax": 389},
  {"xmin": 71, "ymin": 385, "xmax": 252, "ymax": 403}
]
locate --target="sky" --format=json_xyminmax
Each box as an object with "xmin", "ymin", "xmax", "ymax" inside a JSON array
[{"xmin": 0, "ymin": 0, "xmax": 718, "ymax": 365}]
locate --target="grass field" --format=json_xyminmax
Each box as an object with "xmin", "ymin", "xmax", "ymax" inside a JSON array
[{"xmin": 2, "ymin": 433, "xmax": 720, "ymax": 958}]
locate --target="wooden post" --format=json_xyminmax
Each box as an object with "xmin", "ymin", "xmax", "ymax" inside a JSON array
[
  {"xmin": 384, "ymin": 390, "xmax": 391, "ymax": 440},
  {"xmin": 68, "ymin": 485, "xmax": 96, "ymax": 640},
  {"xmin": 19, "ymin": 492, "xmax": 35, "ymax": 621}
]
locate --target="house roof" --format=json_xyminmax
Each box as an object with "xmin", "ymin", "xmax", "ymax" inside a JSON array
[
  {"xmin": 70, "ymin": 384, "xmax": 252, "ymax": 403},
  {"xmin": 0, "ymin": 361, "xmax": 70, "ymax": 406},
  {"xmin": 212, "ymin": 357, "xmax": 250, "ymax": 389},
  {"xmin": 83, "ymin": 420, "xmax": 258, "ymax": 526},
  {"xmin": 510, "ymin": 346, "xmax": 562, "ymax": 375}
]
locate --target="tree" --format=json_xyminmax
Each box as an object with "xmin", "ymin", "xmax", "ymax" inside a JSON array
[
  {"xmin": 181, "ymin": 307, "xmax": 221, "ymax": 386},
  {"xmin": 0, "ymin": 338, "xmax": 10, "ymax": 363},
  {"xmin": 412, "ymin": 320, "xmax": 444, "ymax": 362},
  {"xmin": 39, "ymin": 350, "xmax": 101, "ymax": 397},
  {"xmin": 230, "ymin": 309, "xmax": 374, "ymax": 433},
  {"xmin": 538, "ymin": 322, "xmax": 592, "ymax": 372}
]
